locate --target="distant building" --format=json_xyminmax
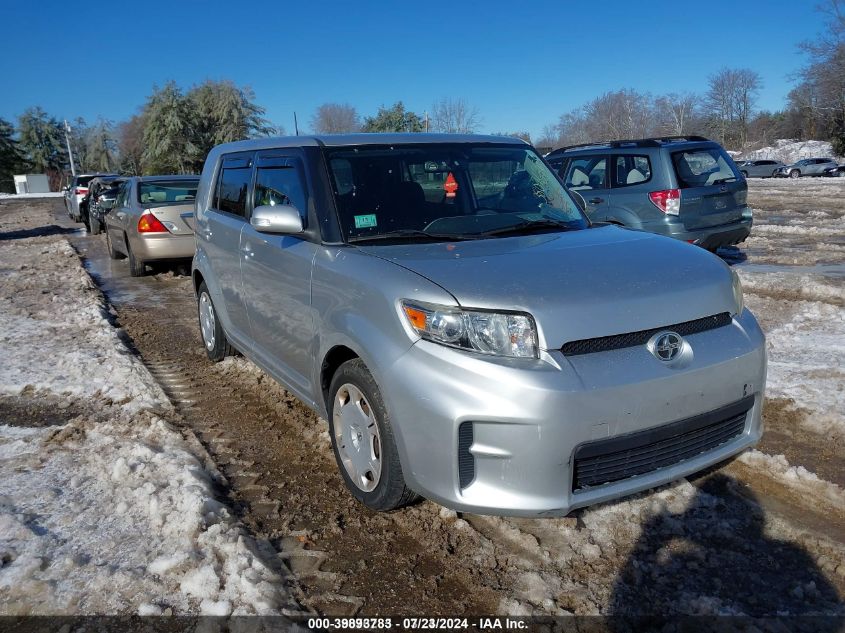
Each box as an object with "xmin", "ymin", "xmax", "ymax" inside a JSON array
[{"xmin": 14, "ymin": 174, "xmax": 51, "ymax": 194}]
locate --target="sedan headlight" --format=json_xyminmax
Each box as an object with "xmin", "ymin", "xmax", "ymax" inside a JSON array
[
  {"xmin": 731, "ymin": 269, "xmax": 744, "ymax": 315},
  {"xmin": 401, "ymin": 300, "xmax": 538, "ymax": 358}
]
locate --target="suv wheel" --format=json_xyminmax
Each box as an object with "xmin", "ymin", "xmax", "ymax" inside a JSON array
[
  {"xmin": 740, "ymin": 170, "xmax": 748, "ymax": 178},
  {"xmin": 328, "ymin": 359, "xmax": 418, "ymax": 511},
  {"xmin": 197, "ymin": 282, "xmax": 235, "ymax": 361},
  {"xmin": 789, "ymin": 169, "xmax": 801, "ymax": 179}
]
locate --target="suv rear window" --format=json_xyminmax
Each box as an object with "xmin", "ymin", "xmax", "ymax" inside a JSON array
[
  {"xmin": 671, "ymin": 147, "xmax": 740, "ymax": 188},
  {"xmin": 138, "ymin": 179, "xmax": 199, "ymax": 205}
]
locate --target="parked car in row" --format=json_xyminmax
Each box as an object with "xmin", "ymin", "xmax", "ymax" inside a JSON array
[
  {"xmin": 191, "ymin": 134, "xmax": 766, "ymax": 517},
  {"xmin": 64, "ymin": 173, "xmax": 99, "ymax": 222},
  {"xmin": 735, "ymin": 159, "xmax": 785, "ymax": 178},
  {"xmin": 823, "ymin": 164, "xmax": 845, "ymax": 177},
  {"xmin": 777, "ymin": 157, "xmax": 838, "ymax": 178},
  {"xmin": 83, "ymin": 175, "xmax": 126, "ymax": 234},
  {"xmin": 545, "ymin": 136, "xmax": 752, "ymax": 251},
  {"xmin": 104, "ymin": 175, "xmax": 199, "ymax": 276}
]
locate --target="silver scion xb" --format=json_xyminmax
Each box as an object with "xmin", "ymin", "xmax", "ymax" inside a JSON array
[
  {"xmin": 104, "ymin": 175, "xmax": 199, "ymax": 276},
  {"xmin": 192, "ymin": 134, "xmax": 766, "ymax": 517}
]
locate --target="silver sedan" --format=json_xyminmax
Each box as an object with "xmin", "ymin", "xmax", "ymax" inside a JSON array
[{"xmin": 104, "ymin": 175, "xmax": 199, "ymax": 276}]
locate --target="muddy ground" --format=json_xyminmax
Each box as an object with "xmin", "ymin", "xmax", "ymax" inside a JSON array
[{"xmin": 0, "ymin": 182, "xmax": 843, "ymax": 617}]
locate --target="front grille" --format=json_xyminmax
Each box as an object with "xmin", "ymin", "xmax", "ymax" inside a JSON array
[
  {"xmin": 561, "ymin": 312, "xmax": 732, "ymax": 356},
  {"xmin": 457, "ymin": 422, "xmax": 475, "ymax": 489},
  {"xmin": 572, "ymin": 396, "xmax": 753, "ymax": 492}
]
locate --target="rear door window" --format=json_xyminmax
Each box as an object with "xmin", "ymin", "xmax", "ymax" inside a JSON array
[
  {"xmin": 613, "ymin": 155, "xmax": 652, "ymax": 187},
  {"xmin": 671, "ymin": 147, "xmax": 740, "ymax": 188},
  {"xmin": 214, "ymin": 155, "xmax": 253, "ymax": 218},
  {"xmin": 564, "ymin": 156, "xmax": 606, "ymax": 190}
]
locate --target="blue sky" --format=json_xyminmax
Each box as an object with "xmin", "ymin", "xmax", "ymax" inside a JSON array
[{"xmin": 0, "ymin": 0, "xmax": 826, "ymax": 140}]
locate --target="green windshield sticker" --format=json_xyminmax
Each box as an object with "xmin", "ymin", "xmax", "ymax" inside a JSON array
[{"xmin": 354, "ymin": 214, "xmax": 377, "ymax": 229}]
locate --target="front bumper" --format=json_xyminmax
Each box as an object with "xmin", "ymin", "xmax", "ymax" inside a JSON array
[{"xmin": 380, "ymin": 308, "xmax": 766, "ymax": 516}]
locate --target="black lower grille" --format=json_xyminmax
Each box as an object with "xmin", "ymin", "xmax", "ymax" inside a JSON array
[
  {"xmin": 572, "ymin": 396, "xmax": 753, "ymax": 492},
  {"xmin": 457, "ymin": 422, "xmax": 475, "ymax": 489},
  {"xmin": 561, "ymin": 312, "xmax": 732, "ymax": 356}
]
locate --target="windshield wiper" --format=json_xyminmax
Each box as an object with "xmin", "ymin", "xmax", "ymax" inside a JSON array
[
  {"xmin": 713, "ymin": 177, "xmax": 738, "ymax": 184},
  {"xmin": 474, "ymin": 218, "xmax": 573, "ymax": 238},
  {"xmin": 348, "ymin": 229, "xmax": 473, "ymax": 243}
]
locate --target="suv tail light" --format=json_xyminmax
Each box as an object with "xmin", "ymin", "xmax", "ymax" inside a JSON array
[
  {"xmin": 648, "ymin": 189, "xmax": 680, "ymax": 215},
  {"xmin": 138, "ymin": 212, "xmax": 169, "ymax": 233}
]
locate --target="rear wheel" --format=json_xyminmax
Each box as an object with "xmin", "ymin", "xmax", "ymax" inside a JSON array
[
  {"xmin": 126, "ymin": 239, "xmax": 146, "ymax": 277},
  {"xmin": 328, "ymin": 359, "xmax": 418, "ymax": 511},
  {"xmin": 772, "ymin": 169, "xmax": 779, "ymax": 178},
  {"xmin": 197, "ymin": 282, "xmax": 235, "ymax": 361},
  {"xmin": 105, "ymin": 229, "xmax": 124, "ymax": 260}
]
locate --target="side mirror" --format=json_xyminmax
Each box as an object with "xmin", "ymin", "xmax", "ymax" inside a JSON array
[{"xmin": 250, "ymin": 204, "xmax": 303, "ymax": 234}]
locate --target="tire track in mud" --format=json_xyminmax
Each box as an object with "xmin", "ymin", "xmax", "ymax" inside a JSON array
[{"xmin": 114, "ymin": 293, "xmax": 503, "ymax": 616}]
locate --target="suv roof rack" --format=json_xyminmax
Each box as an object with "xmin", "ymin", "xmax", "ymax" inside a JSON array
[{"xmin": 552, "ymin": 135, "xmax": 711, "ymax": 154}]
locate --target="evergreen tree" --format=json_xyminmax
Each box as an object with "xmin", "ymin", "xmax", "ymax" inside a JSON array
[
  {"xmin": 362, "ymin": 102, "xmax": 424, "ymax": 133},
  {"xmin": 0, "ymin": 118, "xmax": 29, "ymax": 193},
  {"xmin": 84, "ymin": 119, "xmax": 118, "ymax": 173},
  {"xmin": 186, "ymin": 80, "xmax": 274, "ymax": 171},
  {"xmin": 17, "ymin": 107, "xmax": 68, "ymax": 174},
  {"xmin": 141, "ymin": 82, "xmax": 197, "ymax": 174}
]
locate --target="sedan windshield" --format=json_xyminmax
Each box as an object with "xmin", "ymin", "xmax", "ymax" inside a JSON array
[{"xmin": 325, "ymin": 144, "xmax": 588, "ymax": 242}]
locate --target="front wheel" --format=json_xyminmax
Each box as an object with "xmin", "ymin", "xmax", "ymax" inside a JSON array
[
  {"xmin": 740, "ymin": 171, "xmax": 748, "ymax": 178},
  {"xmin": 789, "ymin": 169, "xmax": 801, "ymax": 179},
  {"xmin": 197, "ymin": 282, "xmax": 235, "ymax": 361},
  {"xmin": 328, "ymin": 359, "xmax": 418, "ymax": 511}
]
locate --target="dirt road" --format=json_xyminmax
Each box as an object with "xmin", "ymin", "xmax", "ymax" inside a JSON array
[{"xmin": 2, "ymin": 188, "xmax": 842, "ymax": 617}]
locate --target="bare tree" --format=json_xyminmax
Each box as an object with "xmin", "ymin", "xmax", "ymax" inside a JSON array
[
  {"xmin": 583, "ymin": 89, "xmax": 656, "ymax": 141},
  {"xmin": 430, "ymin": 98, "xmax": 481, "ymax": 133},
  {"xmin": 705, "ymin": 68, "xmax": 761, "ymax": 148},
  {"xmin": 655, "ymin": 93, "xmax": 699, "ymax": 136},
  {"xmin": 311, "ymin": 103, "xmax": 361, "ymax": 134}
]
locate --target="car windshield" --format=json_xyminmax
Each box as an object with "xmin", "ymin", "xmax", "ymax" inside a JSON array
[
  {"xmin": 325, "ymin": 144, "xmax": 588, "ymax": 242},
  {"xmin": 137, "ymin": 179, "xmax": 199, "ymax": 205}
]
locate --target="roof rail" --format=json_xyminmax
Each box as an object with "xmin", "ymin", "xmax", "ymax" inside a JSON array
[{"xmin": 550, "ymin": 135, "xmax": 711, "ymax": 154}]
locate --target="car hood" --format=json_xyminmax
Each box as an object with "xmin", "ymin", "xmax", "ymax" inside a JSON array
[{"xmin": 358, "ymin": 226, "xmax": 737, "ymax": 349}]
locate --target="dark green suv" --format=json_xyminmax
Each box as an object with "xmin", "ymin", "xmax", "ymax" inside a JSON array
[{"xmin": 545, "ymin": 136, "xmax": 752, "ymax": 251}]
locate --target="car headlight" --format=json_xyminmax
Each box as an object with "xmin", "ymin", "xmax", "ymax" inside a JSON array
[
  {"xmin": 731, "ymin": 269, "xmax": 744, "ymax": 315},
  {"xmin": 401, "ymin": 300, "xmax": 538, "ymax": 358}
]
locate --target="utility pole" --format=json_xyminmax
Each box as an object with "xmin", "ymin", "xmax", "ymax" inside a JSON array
[
  {"xmin": 63, "ymin": 120, "xmax": 77, "ymax": 178},
  {"xmin": 293, "ymin": 112, "xmax": 300, "ymax": 136},
  {"xmin": 424, "ymin": 111, "xmax": 429, "ymax": 133}
]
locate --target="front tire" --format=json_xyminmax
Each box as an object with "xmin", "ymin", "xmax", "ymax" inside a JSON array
[
  {"xmin": 197, "ymin": 282, "xmax": 235, "ymax": 361},
  {"xmin": 328, "ymin": 359, "xmax": 418, "ymax": 511},
  {"xmin": 789, "ymin": 169, "xmax": 801, "ymax": 179}
]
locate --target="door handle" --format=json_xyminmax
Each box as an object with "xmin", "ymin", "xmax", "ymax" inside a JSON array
[{"xmin": 588, "ymin": 197, "xmax": 604, "ymax": 204}]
